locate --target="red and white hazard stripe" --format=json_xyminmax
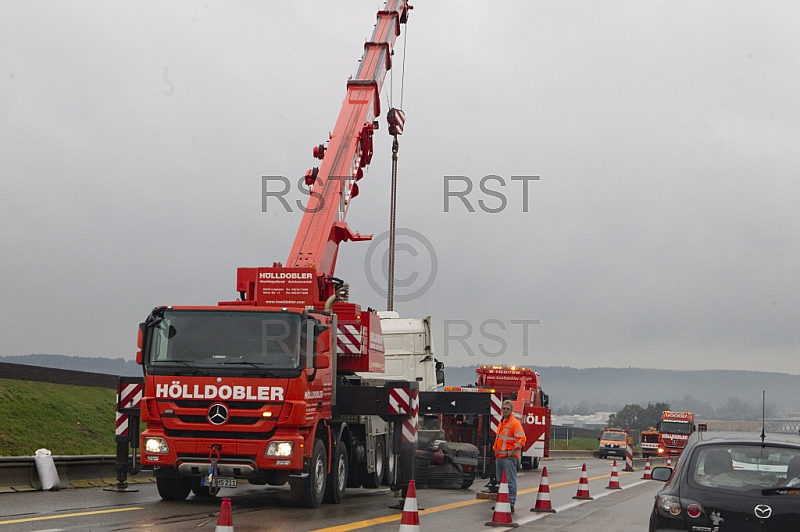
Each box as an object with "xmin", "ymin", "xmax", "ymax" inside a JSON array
[
  {"xmin": 402, "ymin": 390, "xmax": 418, "ymax": 444},
  {"xmin": 389, "ymin": 387, "xmax": 410, "ymax": 415},
  {"xmin": 115, "ymin": 382, "xmax": 142, "ymax": 437},
  {"xmin": 490, "ymin": 393, "xmax": 502, "ymax": 435},
  {"xmin": 337, "ymin": 324, "xmax": 362, "ymax": 355}
]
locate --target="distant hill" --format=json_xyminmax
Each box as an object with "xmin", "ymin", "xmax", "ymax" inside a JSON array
[
  {"xmin": 3, "ymin": 355, "xmax": 798, "ymax": 419},
  {"xmin": 0, "ymin": 354, "xmax": 141, "ymax": 377},
  {"xmin": 444, "ymin": 365, "xmax": 800, "ymax": 419}
]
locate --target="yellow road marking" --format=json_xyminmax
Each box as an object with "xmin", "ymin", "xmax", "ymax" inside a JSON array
[
  {"xmin": 312, "ymin": 470, "xmax": 629, "ymax": 531},
  {"xmin": 0, "ymin": 507, "xmax": 143, "ymax": 526}
]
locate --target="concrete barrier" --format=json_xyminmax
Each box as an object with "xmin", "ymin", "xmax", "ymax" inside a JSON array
[{"xmin": 0, "ymin": 455, "xmax": 154, "ymax": 493}]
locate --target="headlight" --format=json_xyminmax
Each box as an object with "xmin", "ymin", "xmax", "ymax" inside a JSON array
[
  {"xmin": 144, "ymin": 437, "xmax": 169, "ymax": 454},
  {"xmin": 266, "ymin": 441, "xmax": 294, "ymax": 457},
  {"xmin": 657, "ymin": 494, "xmax": 682, "ymax": 516}
]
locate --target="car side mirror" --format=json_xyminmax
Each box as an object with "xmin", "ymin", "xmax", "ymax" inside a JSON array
[{"xmin": 651, "ymin": 466, "xmax": 672, "ymax": 482}]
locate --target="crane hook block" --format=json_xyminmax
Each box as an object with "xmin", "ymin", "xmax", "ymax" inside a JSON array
[
  {"xmin": 304, "ymin": 167, "xmax": 319, "ymax": 187},
  {"xmin": 313, "ymin": 144, "xmax": 326, "ymax": 159},
  {"xmin": 387, "ymin": 108, "xmax": 405, "ymax": 136}
]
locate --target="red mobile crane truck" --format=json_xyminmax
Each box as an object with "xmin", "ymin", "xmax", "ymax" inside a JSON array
[
  {"xmin": 657, "ymin": 410, "xmax": 696, "ymax": 458},
  {"xmin": 127, "ymin": 1, "xmax": 419, "ymax": 508}
]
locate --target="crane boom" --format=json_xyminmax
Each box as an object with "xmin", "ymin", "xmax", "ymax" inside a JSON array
[
  {"xmin": 233, "ymin": 0, "xmax": 410, "ymax": 308},
  {"xmin": 287, "ymin": 0, "xmax": 410, "ymax": 276}
]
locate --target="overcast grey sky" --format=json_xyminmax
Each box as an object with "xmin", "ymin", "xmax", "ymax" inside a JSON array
[{"xmin": 2, "ymin": 1, "xmax": 799, "ymax": 374}]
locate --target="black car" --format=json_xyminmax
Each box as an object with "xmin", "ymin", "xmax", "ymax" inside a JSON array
[{"xmin": 649, "ymin": 431, "xmax": 800, "ymax": 531}]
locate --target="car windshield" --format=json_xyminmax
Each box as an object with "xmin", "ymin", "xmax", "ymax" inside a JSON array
[
  {"xmin": 148, "ymin": 310, "xmax": 303, "ymax": 370},
  {"xmin": 690, "ymin": 444, "xmax": 800, "ymax": 492},
  {"xmin": 603, "ymin": 432, "xmax": 626, "ymax": 441},
  {"xmin": 661, "ymin": 420, "xmax": 692, "ymax": 434}
]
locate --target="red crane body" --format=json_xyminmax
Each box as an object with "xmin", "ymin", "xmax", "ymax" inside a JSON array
[{"xmin": 131, "ymin": 1, "xmax": 418, "ymax": 507}]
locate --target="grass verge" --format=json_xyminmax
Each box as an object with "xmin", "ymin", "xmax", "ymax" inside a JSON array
[{"xmin": 0, "ymin": 378, "xmax": 117, "ymax": 456}]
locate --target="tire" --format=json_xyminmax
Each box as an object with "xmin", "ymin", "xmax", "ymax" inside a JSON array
[
  {"xmin": 461, "ymin": 471, "xmax": 475, "ymax": 489},
  {"xmin": 384, "ymin": 429, "xmax": 398, "ymax": 486},
  {"xmin": 415, "ymin": 457, "xmax": 430, "ymax": 489},
  {"xmin": 324, "ymin": 441, "xmax": 348, "ymax": 504},
  {"xmin": 361, "ymin": 437, "xmax": 385, "ymax": 489},
  {"xmin": 521, "ymin": 457, "xmax": 532, "ymax": 470},
  {"xmin": 290, "ymin": 439, "xmax": 327, "ymax": 508},
  {"xmin": 532, "ymin": 457, "xmax": 540, "ymax": 470},
  {"xmin": 156, "ymin": 476, "xmax": 192, "ymax": 501}
]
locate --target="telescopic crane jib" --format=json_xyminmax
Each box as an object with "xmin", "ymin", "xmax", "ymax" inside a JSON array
[{"xmin": 234, "ymin": 1, "xmax": 410, "ymax": 309}]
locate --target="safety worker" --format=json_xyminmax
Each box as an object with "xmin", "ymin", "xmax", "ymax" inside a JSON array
[{"xmin": 493, "ymin": 399, "xmax": 526, "ymax": 513}]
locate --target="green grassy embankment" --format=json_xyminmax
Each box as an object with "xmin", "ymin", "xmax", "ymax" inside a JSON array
[
  {"xmin": 0, "ymin": 378, "xmax": 117, "ymax": 457},
  {"xmin": 549, "ymin": 437, "xmax": 597, "ymax": 451},
  {"xmin": 0, "ymin": 375, "xmax": 602, "ymax": 457}
]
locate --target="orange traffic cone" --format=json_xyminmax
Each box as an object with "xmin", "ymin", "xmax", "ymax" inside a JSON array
[
  {"xmin": 530, "ymin": 467, "xmax": 556, "ymax": 513},
  {"xmin": 399, "ymin": 480, "xmax": 420, "ymax": 532},
  {"xmin": 642, "ymin": 457, "xmax": 652, "ymax": 480},
  {"xmin": 572, "ymin": 463, "xmax": 593, "ymax": 500},
  {"xmin": 486, "ymin": 471, "xmax": 518, "ymax": 528},
  {"xmin": 667, "ymin": 457, "xmax": 672, "ymax": 467},
  {"xmin": 606, "ymin": 460, "xmax": 622, "ymax": 489},
  {"xmin": 215, "ymin": 497, "xmax": 234, "ymax": 532}
]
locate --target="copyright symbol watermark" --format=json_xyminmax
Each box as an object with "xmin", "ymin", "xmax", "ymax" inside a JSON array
[{"xmin": 364, "ymin": 228, "xmax": 438, "ymax": 303}]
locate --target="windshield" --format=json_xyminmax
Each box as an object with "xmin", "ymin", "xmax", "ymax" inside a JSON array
[
  {"xmin": 661, "ymin": 420, "xmax": 692, "ymax": 435},
  {"xmin": 147, "ymin": 310, "xmax": 303, "ymax": 370},
  {"xmin": 690, "ymin": 444, "xmax": 800, "ymax": 492},
  {"xmin": 603, "ymin": 432, "xmax": 626, "ymax": 442}
]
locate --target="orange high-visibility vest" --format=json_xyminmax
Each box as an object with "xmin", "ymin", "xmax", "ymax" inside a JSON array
[{"xmin": 493, "ymin": 415, "xmax": 526, "ymax": 459}]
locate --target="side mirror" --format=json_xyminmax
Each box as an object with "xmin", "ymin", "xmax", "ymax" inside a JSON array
[
  {"xmin": 651, "ymin": 466, "xmax": 672, "ymax": 482},
  {"xmin": 315, "ymin": 353, "xmax": 331, "ymax": 369}
]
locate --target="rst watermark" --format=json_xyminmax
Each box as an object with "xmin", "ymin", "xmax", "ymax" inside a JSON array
[
  {"xmin": 262, "ymin": 175, "xmax": 351, "ymax": 214},
  {"xmin": 262, "ymin": 174, "xmax": 539, "ymax": 214},
  {"xmin": 441, "ymin": 319, "xmax": 539, "ymax": 358},
  {"xmin": 364, "ymin": 228, "xmax": 437, "ymax": 303},
  {"xmin": 444, "ymin": 175, "xmax": 539, "ymax": 213}
]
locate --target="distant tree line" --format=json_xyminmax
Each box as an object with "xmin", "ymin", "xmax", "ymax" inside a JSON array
[
  {"xmin": 596, "ymin": 395, "xmax": 777, "ymax": 429},
  {"xmin": 607, "ymin": 403, "xmax": 670, "ymax": 432}
]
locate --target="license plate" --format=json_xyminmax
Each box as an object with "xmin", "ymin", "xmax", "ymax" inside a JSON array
[{"xmin": 201, "ymin": 477, "xmax": 237, "ymax": 489}]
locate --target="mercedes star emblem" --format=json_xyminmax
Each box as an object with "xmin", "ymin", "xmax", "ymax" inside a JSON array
[{"xmin": 208, "ymin": 403, "xmax": 229, "ymax": 425}]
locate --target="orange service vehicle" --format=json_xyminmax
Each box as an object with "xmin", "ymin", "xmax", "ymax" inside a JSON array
[{"xmin": 640, "ymin": 427, "xmax": 659, "ymax": 458}]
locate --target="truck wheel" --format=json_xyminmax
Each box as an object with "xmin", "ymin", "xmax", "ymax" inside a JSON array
[
  {"xmin": 521, "ymin": 457, "xmax": 532, "ymax": 470},
  {"xmin": 157, "ymin": 476, "xmax": 192, "ymax": 501},
  {"xmin": 323, "ymin": 441, "xmax": 348, "ymax": 504},
  {"xmin": 291, "ymin": 439, "xmax": 327, "ymax": 508},
  {"xmin": 461, "ymin": 471, "xmax": 475, "ymax": 489},
  {"xmin": 415, "ymin": 457, "xmax": 430, "ymax": 489},
  {"xmin": 361, "ymin": 437, "xmax": 385, "ymax": 489},
  {"xmin": 532, "ymin": 457, "xmax": 540, "ymax": 470}
]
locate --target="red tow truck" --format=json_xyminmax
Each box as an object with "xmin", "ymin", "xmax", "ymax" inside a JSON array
[
  {"xmin": 443, "ymin": 365, "xmax": 551, "ymax": 471},
  {"xmin": 657, "ymin": 411, "xmax": 696, "ymax": 458}
]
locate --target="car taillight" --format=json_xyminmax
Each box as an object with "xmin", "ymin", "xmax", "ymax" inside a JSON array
[
  {"xmin": 686, "ymin": 504, "xmax": 702, "ymax": 518},
  {"xmin": 657, "ymin": 494, "xmax": 682, "ymax": 516}
]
